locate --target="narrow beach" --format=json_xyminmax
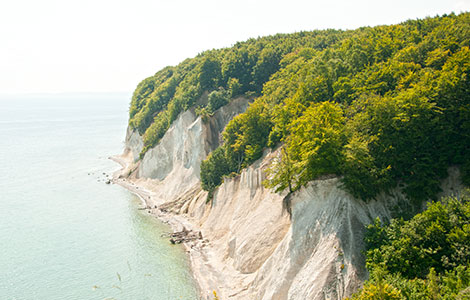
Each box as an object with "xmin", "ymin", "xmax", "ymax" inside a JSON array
[{"xmin": 110, "ymin": 154, "xmax": 218, "ymax": 300}]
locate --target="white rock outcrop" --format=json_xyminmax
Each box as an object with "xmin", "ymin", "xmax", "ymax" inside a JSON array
[{"xmin": 123, "ymin": 97, "xmax": 251, "ymax": 206}]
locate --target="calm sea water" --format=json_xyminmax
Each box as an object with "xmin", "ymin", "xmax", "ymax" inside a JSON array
[{"xmin": 0, "ymin": 94, "xmax": 198, "ymax": 300}]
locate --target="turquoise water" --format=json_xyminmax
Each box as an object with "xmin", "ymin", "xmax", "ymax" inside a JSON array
[{"xmin": 0, "ymin": 94, "xmax": 198, "ymax": 300}]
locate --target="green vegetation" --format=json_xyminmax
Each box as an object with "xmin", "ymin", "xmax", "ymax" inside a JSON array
[
  {"xmin": 195, "ymin": 88, "xmax": 231, "ymax": 121},
  {"xmin": 265, "ymin": 101, "xmax": 346, "ymax": 193},
  {"xmin": 347, "ymin": 190, "xmax": 470, "ymax": 299},
  {"xmin": 129, "ymin": 30, "xmax": 347, "ymax": 157},
  {"xmin": 200, "ymin": 12, "xmax": 470, "ymax": 201},
  {"xmin": 130, "ymin": 13, "xmax": 469, "ymax": 201},
  {"xmin": 129, "ymin": 14, "xmax": 470, "ymax": 298}
]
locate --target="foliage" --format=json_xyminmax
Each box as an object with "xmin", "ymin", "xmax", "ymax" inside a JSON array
[
  {"xmin": 195, "ymin": 88, "xmax": 231, "ymax": 122},
  {"xmin": 130, "ymin": 30, "xmax": 346, "ymax": 156},
  {"xmin": 200, "ymin": 12, "xmax": 470, "ymax": 201},
  {"xmin": 209, "ymin": 88, "xmax": 231, "ymax": 113},
  {"xmin": 227, "ymin": 77, "xmax": 242, "ymax": 98},
  {"xmin": 265, "ymin": 101, "xmax": 345, "ymax": 192},
  {"xmin": 365, "ymin": 192, "xmax": 470, "ymax": 278},
  {"xmin": 198, "ymin": 55, "xmax": 221, "ymax": 91},
  {"xmin": 223, "ymin": 100, "xmax": 272, "ymax": 171},
  {"xmin": 129, "ymin": 13, "xmax": 470, "ymax": 201},
  {"xmin": 200, "ymin": 147, "xmax": 230, "ymax": 194},
  {"xmin": 264, "ymin": 145, "xmax": 295, "ymax": 193},
  {"xmin": 348, "ymin": 191, "xmax": 470, "ymax": 299}
]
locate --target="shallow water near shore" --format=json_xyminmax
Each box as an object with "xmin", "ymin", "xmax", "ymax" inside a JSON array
[{"xmin": 0, "ymin": 94, "xmax": 198, "ymax": 300}]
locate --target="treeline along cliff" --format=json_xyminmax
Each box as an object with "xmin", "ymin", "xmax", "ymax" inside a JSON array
[{"xmin": 123, "ymin": 13, "xmax": 469, "ymax": 299}]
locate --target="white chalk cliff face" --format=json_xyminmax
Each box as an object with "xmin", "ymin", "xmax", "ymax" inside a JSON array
[
  {"xmin": 123, "ymin": 97, "xmax": 251, "ymax": 205},
  {"xmin": 121, "ymin": 99, "xmax": 463, "ymax": 300}
]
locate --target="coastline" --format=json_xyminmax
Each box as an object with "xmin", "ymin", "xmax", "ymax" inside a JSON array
[{"xmin": 109, "ymin": 154, "xmax": 212, "ymax": 300}]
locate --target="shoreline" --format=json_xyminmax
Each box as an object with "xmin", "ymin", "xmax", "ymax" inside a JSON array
[{"xmin": 109, "ymin": 154, "xmax": 210, "ymax": 300}]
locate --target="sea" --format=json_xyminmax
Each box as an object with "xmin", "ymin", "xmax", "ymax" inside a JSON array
[{"xmin": 0, "ymin": 93, "xmax": 198, "ymax": 300}]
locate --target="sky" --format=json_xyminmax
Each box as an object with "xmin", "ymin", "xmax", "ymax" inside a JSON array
[{"xmin": 1, "ymin": 0, "xmax": 469, "ymax": 94}]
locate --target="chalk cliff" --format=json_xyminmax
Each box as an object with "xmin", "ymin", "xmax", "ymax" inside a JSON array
[{"xmin": 116, "ymin": 98, "xmax": 462, "ymax": 300}]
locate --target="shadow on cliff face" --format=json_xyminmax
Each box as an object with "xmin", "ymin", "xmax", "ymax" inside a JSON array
[{"xmin": 264, "ymin": 169, "xmax": 463, "ymax": 300}]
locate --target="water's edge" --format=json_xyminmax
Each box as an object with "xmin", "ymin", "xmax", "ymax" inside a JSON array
[
  {"xmin": 110, "ymin": 156, "xmax": 204, "ymax": 299},
  {"xmin": 0, "ymin": 95, "xmax": 199, "ymax": 299}
]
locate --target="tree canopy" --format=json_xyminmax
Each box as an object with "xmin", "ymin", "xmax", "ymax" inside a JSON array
[
  {"xmin": 199, "ymin": 12, "xmax": 470, "ymax": 202},
  {"xmin": 129, "ymin": 30, "xmax": 346, "ymax": 157},
  {"xmin": 130, "ymin": 13, "xmax": 470, "ymax": 202}
]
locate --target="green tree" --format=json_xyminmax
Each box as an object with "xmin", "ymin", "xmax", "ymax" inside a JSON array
[
  {"xmin": 200, "ymin": 147, "xmax": 230, "ymax": 193},
  {"xmin": 264, "ymin": 145, "xmax": 295, "ymax": 193},
  {"xmin": 266, "ymin": 101, "xmax": 345, "ymax": 192},
  {"xmin": 252, "ymin": 47, "xmax": 282, "ymax": 93},
  {"xmin": 207, "ymin": 88, "xmax": 230, "ymax": 112},
  {"xmin": 227, "ymin": 77, "xmax": 241, "ymax": 97},
  {"xmin": 198, "ymin": 55, "xmax": 222, "ymax": 91}
]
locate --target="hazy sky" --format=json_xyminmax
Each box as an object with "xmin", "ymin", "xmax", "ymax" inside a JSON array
[{"xmin": 1, "ymin": 0, "xmax": 469, "ymax": 94}]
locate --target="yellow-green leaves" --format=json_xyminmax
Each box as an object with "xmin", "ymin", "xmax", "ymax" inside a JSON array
[
  {"xmin": 200, "ymin": 13, "xmax": 470, "ymax": 201},
  {"xmin": 266, "ymin": 101, "xmax": 345, "ymax": 192}
]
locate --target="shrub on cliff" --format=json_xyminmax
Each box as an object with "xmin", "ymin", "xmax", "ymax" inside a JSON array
[{"xmin": 200, "ymin": 147, "xmax": 231, "ymax": 195}]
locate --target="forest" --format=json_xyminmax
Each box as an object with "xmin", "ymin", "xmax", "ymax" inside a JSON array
[{"xmin": 130, "ymin": 12, "xmax": 469, "ymax": 202}]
